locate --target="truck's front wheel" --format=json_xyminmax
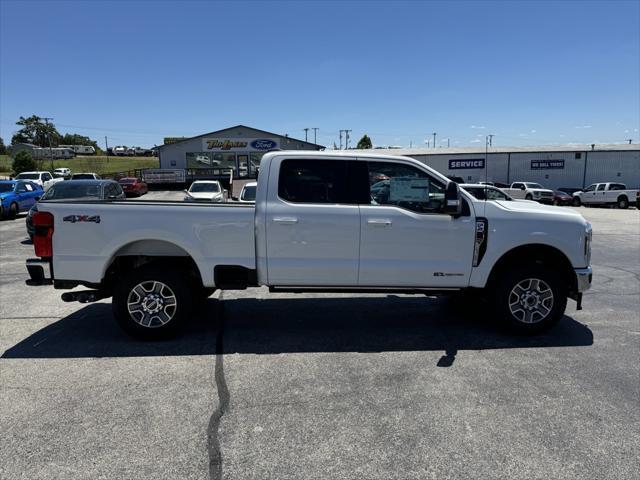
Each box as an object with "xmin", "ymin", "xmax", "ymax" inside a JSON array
[
  {"xmin": 113, "ymin": 266, "xmax": 193, "ymax": 339},
  {"xmin": 493, "ymin": 265, "xmax": 567, "ymax": 334}
]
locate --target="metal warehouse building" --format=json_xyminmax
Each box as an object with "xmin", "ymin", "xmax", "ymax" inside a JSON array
[
  {"xmin": 353, "ymin": 144, "xmax": 640, "ymax": 190},
  {"xmin": 158, "ymin": 125, "xmax": 324, "ymax": 179}
]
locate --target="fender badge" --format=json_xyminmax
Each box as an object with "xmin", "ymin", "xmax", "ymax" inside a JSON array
[{"xmin": 63, "ymin": 215, "xmax": 101, "ymax": 224}]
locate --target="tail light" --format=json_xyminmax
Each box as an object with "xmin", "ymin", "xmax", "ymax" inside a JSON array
[{"xmin": 33, "ymin": 211, "xmax": 54, "ymax": 258}]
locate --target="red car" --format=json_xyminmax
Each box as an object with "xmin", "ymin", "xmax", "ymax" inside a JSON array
[
  {"xmin": 552, "ymin": 190, "xmax": 573, "ymax": 206},
  {"xmin": 118, "ymin": 177, "xmax": 148, "ymax": 197}
]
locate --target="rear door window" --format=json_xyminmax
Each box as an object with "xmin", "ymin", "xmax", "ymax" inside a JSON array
[{"xmin": 278, "ymin": 159, "xmax": 349, "ymax": 204}]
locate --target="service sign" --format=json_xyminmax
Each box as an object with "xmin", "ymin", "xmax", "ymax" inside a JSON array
[
  {"xmin": 449, "ymin": 158, "xmax": 485, "ymax": 170},
  {"xmin": 531, "ymin": 160, "xmax": 565, "ymax": 170},
  {"xmin": 202, "ymin": 138, "xmax": 279, "ymax": 151}
]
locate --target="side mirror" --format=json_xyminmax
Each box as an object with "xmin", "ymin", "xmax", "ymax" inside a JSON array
[
  {"xmin": 444, "ymin": 181, "xmax": 462, "ymax": 216},
  {"xmin": 520, "ymin": 185, "xmax": 526, "ymax": 190}
]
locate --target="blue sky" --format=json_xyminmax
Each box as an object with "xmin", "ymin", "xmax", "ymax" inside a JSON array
[{"xmin": 1, "ymin": 0, "xmax": 638, "ymax": 149}]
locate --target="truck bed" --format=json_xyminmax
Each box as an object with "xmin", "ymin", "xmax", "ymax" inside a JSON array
[{"xmin": 38, "ymin": 200, "xmax": 256, "ymax": 286}]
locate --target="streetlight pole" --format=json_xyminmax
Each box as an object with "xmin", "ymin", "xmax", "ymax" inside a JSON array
[
  {"xmin": 312, "ymin": 128, "xmax": 319, "ymax": 144},
  {"xmin": 432, "ymin": 132, "xmax": 437, "ymax": 149},
  {"xmin": 105, "ymin": 136, "xmax": 110, "ymax": 164},
  {"xmin": 304, "ymin": 128, "xmax": 309, "ymax": 142}
]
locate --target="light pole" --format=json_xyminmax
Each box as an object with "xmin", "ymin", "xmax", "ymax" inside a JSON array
[
  {"xmin": 304, "ymin": 128, "xmax": 309, "ymax": 142},
  {"xmin": 312, "ymin": 128, "xmax": 319, "ymax": 144},
  {"xmin": 43, "ymin": 117, "xmax": 54, "ymax": 171},
  {"xmin": 432, "ymin": 132, "xmax": 437, "ymax": 149}
]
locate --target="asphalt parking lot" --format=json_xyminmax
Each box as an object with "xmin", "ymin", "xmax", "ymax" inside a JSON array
[{"xmin": 1, "ymin": 205, "xmax": 638, "ymax": 480}]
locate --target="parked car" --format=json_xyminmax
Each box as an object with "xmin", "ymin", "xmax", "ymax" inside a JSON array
[
  {"xmin": 572, "ymin": 183, "xmax": 639, "ymax": 209},
  {"xmin": 26, "ymin": 151, "xmax": 592, "ymax": 339},
  {"xmin": 184, "ymin": 180, "xmax": 227, "ymax": 202},
  {"xmin": 113, "ymin": 146, "xmax": 128, "ymax": 156},
  {"xmin": 118, "ymin": 177, "xmax": 149, "ymax": 197},
  {"xmin": 26, "ymin": 180, "xmax": 125, "ymax": 239},
  {"xmin": 552, "ymin": 190, "xmax": 573, "ymax": 206},
  {"xmin": 557, "ymin": 187, "xmax": 583, "ymax": 196},
  {"xmin": 0, "ymin": 180, "xmax": 43, "ymax": 219},
  {"xmin": 71, "ymin": 173, "xmax": 101, "ymax": 180},
  {"xmin": 53, "ymin": 167, "xmax": 71, "ymax": 178},
  {"xmin": 238, "ymin": 181, "xmax": 257, "ymax": 203},
  {"xmin": 14, "ymin": 171, "xmax": 63, "ymax": 190},
  {"xmin": 503, "ymin": 182, "xmax": 555, "ymax": 204},
  {"xmin": 460, "ymin": 184, "xmax": 514, "ymax": 201}
]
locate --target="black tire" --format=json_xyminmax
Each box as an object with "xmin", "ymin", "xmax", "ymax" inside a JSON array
[
  {"xmin": 572, "ymin": 197, "xmax": 581, "ymax": 207},
  {"xmin": 492, "ymin": 264, "xmax": 567, "ymax": 334},
  {"xmin": 112, "ymin": 265, "xmax": 194, "ymax": 339},
  {"xmin": 8, "ymin": 202, "xmax": 18, "ymax": 219},
  {"xmin": 553, "ymin": 199, "xmax": 559, "ymax": 206},
  {"xmin": 525, "ymin": 194, "xmax": 533, "ymax": 201},
  {"xmin": 617, "ymin": 196, "xmax": 629, "ymax": 209}
]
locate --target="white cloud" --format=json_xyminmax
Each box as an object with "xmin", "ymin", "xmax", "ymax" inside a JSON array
[
  {"xmin": 518, "ymin": 133, "xmax": 528, "ymax": 137},
  {"xmin": 574, "ymin": 125, "xmax": 592, "ymax": 129},
  {"xmin": 470, "ymin": 125, "xmax": 486, "ymax": 129},
  {"xmin": 634, "ymin": 128, "xmax": 639, "ymax": 132},
  {"xmin": 470, "ymin": 139, "xmax": 481, "ymax": 143},
  {"xmin": 624, "ymin": 129, "xmax": 629, "ymax": 133},
  {"xmin": 531, "ymin": 129, "xmax": 537, "ymax": 133}
]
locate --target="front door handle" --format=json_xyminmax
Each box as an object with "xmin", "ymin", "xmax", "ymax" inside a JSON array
[
  {"xmin": 367, "ymin": 218, "xmax": 392, "ymax": 227},
  {"xmin": 273, "ymin": 216, "xmax": 298, "ymax": 224}
]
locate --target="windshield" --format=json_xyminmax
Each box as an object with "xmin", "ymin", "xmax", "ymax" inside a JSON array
[
  {"xmin": 241, "ymin": 185, "xmax": 256, "ymax": 201},
  {"xmin": 16, "ymin": 173, "xmax": 39, "ymax": 180},
  {"xmin": 42, "ymin": 183, "xmax": 102, "ymax": 200},
  {"xmin": 525, "ymin": 182, "xmax": 543, "ymax": 189},
  {"xmin": 0, "ymin": 183, "xmax": 15, "ymax": 193},
  {"xmin": 72, "ymin": 174, "xmax": 96, "ymax": 179},
  {"xmin": 189, "ymin": 183, "xmax": 220, "ymax": 193}
]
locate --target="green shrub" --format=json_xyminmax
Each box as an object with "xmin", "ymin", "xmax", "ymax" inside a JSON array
[{"xmin": 12, "ymin": 150, "xmax": 36, "ymax": 174}]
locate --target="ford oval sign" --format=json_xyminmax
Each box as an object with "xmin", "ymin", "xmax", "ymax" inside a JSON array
[{"xmin": 251, "ymin": 139, "xmax": 277, "ymax": 150}]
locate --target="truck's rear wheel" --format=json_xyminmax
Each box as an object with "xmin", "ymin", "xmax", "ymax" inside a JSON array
[
  {"xmin": 617, "ymin": 196, "xmax": 629, "ymax": 209},
  {"xmin": 113, "ymin": 266, "xmax": 193, "ymax": 339},
  {"xmin": 492, "ymin": 265, "xmax": 567, "ymax": 334}
]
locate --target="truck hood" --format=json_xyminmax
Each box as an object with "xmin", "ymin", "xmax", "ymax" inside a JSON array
[
  {"xmin": 495, "ymin": 200, "xmax": 583, "ymax": 217},
  {"xmin": 528, "ymin": 188, "xmax": 554, "ymax": 194}
]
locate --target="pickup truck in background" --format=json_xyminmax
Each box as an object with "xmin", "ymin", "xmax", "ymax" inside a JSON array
[
  {"xmin": 14, "ymin": 171, "xmax": 64, "ymax": 190},
  {"xmin": 25, "ymin": 151, "xmax": 593, "ymax": 339},
  {"xmin": 572, "ymin": 183, "xmax": 639, "ymax": 209},
  {"xmin": 503, "ymin": 182, "xmax": 555, "ymax": 204}
]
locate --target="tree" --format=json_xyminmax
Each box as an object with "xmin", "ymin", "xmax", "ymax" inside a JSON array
[
  {"xmin": 12, "ymin": 150, "xmax": 36, "ymax": 174},
  {"xmin": 0, "ymin": 137, "xmax": 6, "ymax": 155},
  {"xmin": 11, "ymin": 115, "xmax": 61, "ymax": 147},
  {"xmin": 356, "ymin": 134, "xmax": 372, "ymax": 149}
]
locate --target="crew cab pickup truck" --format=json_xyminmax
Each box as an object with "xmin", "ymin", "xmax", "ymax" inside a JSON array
[
  {"xmin": 572, "ymin": 183, "xmax": 639, "ymax": 209},
  {"xmin": 503, "ymin": 182, "xmax": 555, "ymax": 204},
  {"xmin": 25, "ymin": 151, "xmax": 593, "ymax": 338},
  {"xmin": 14, "ymin": 171, "xmax": 63, "ymax": 190}
]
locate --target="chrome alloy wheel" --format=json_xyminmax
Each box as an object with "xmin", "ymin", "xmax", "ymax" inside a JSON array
[
  {"xmin": 508, "ymin": 278, "xmax": 554, "ymax": 324},
  {"xmin": 127, "ymin": 281, "xmax": 177, "ymax": 328}
]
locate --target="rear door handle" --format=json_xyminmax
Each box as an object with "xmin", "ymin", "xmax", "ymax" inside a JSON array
[
  {"xmin": 273, "ymin": 217, "xmax": 298, "ymax": 224},
  {"xmin": 367, "ymin": 218, "xmax": 392, "ymax": 227}
]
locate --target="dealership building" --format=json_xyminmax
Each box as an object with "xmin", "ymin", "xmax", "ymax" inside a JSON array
[
  {"xmin": 157, "ymin": 125, "xmax": 324, "ymax": 179},
  {"xmin": 355, "ymin": 144, "xmax": 639, "ymax": 190}
]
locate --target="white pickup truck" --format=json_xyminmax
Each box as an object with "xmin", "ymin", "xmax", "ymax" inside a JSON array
[
  {"xmin": 503, "ymin": 182, "xmax": 555, "ymax": 204},
  {"xmin": 14, "ymin": 171, "xmax": 64, "ymax": 190},
  {"xmin": 572, "ymin": 183, "xmax": 639, "ymax": 209},
  {"xmin": 26, "ymin": 151, "xmax": 593, "ymax": 338}
]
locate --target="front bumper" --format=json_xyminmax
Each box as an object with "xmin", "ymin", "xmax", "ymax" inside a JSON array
[
  {"xmin": 26, "ymin": 258, "xmax": 53, "ymax": 285},
  {"xmin": 575, "ymin": 267, "xmax": 592, "ymax": 292}
]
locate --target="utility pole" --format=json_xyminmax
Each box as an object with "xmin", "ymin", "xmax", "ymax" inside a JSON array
[
  {"xmin": 312, "ymin": 128, "xmax": 319, "ymax": 144},
  {"xmin": 339, "ymin": 130, "xmax": 343, "ymax": 150},
  {"xmin": 42, "ymin": 117, "xmax": 54, "ymax": 171},
  {"xmin": 432, "ymin": 132, "xmax": 437, "ymax": 149},
  {"xmin": 627, "ymin": 138, "xmax": 633, "ymax": 144},
  {"xmin": 345, "ymin": 129, "xmax": 352, "ymax": 149},
  {"xmin": 105, "ymin": 136, "xmax": 110, "ymax": 163},
  {"xmin": 304, "ymin": 128, "xmax": 309, "ymax": 142},
  {"xmin": 488, "ymin": 134, "xmax": 494, "ymax": 147},
  {"xmin": 447, "ymin": 138, "xmax": 450, "ymax": 148},
  {"xmin": 425, "ymin": 140, "xmax": 430, "ymax": 148}
]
